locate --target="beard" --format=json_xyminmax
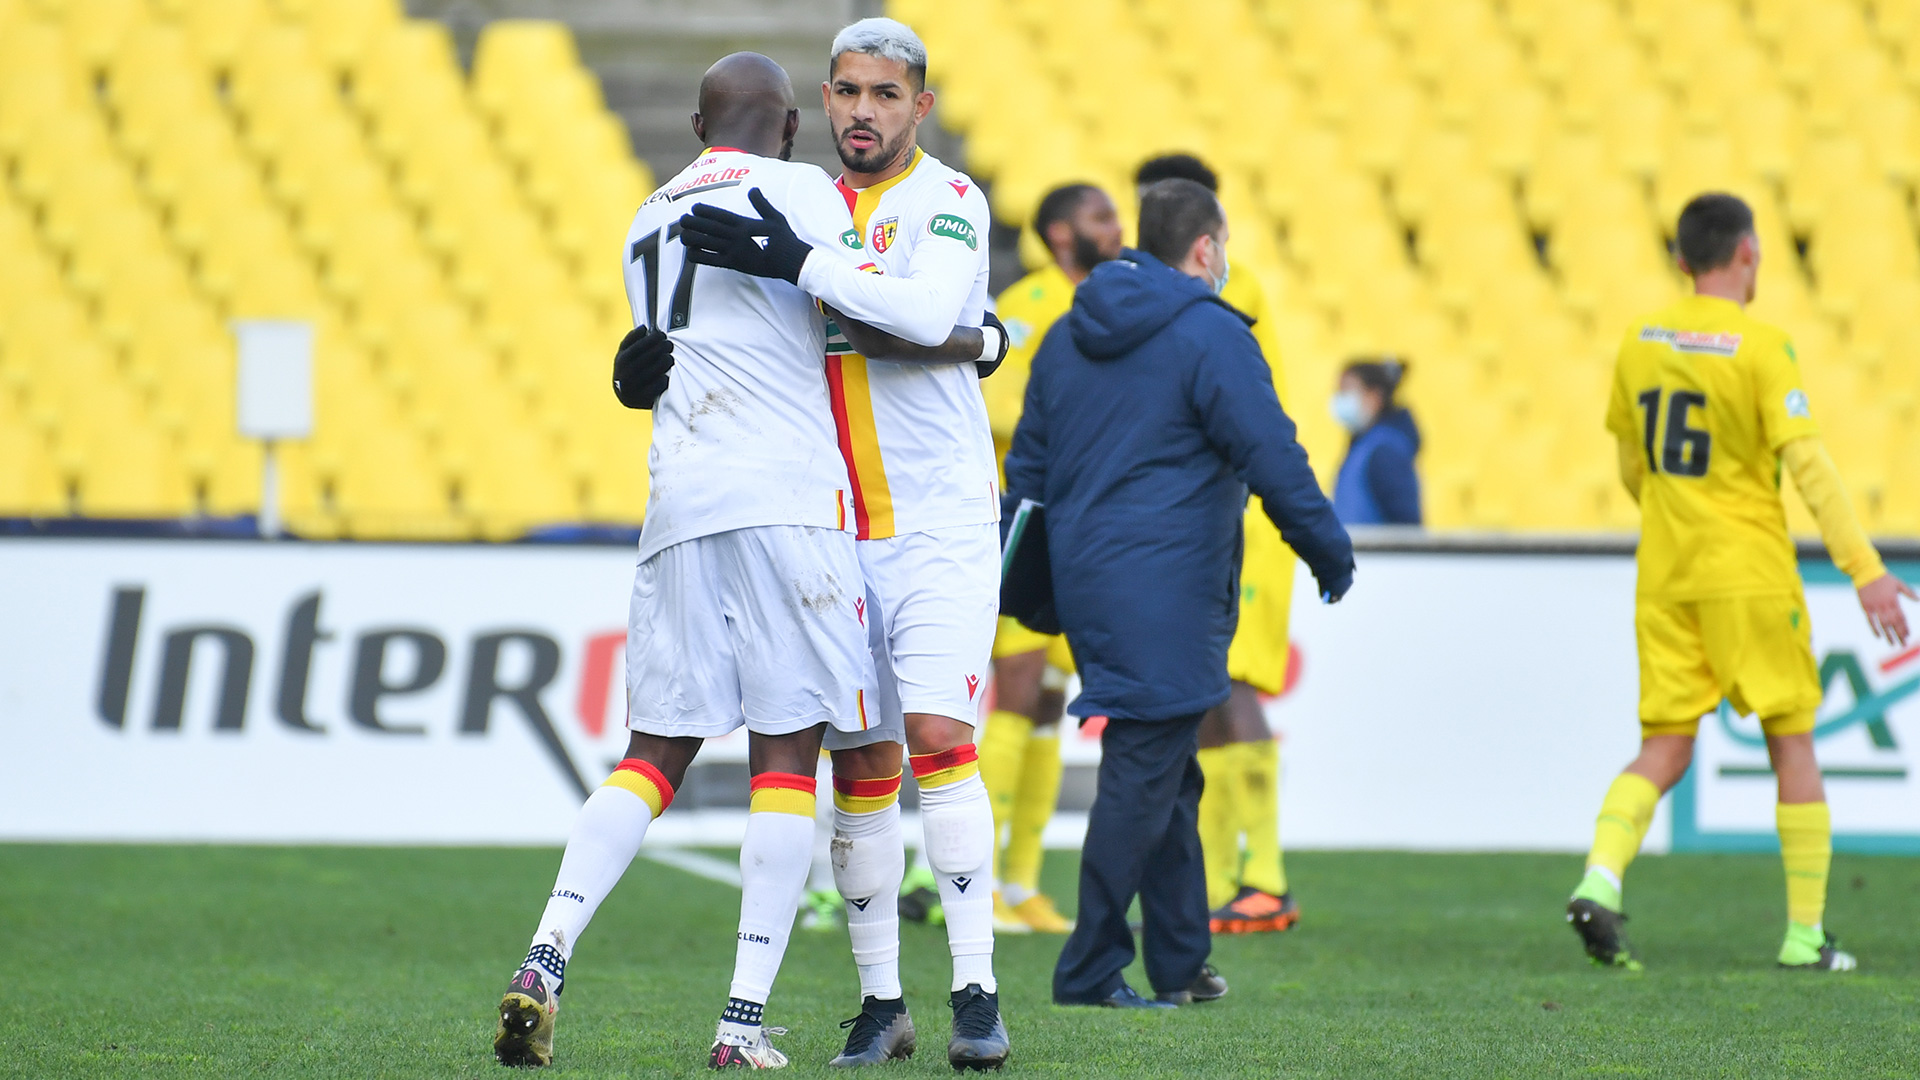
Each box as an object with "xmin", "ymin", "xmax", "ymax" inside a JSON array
[
  {"xmin": 1070, "ymin": 232, "xmax": 1113, "ymax": 274},
  {"xmin": 834, "ymin": 120, "xmax": 910, "ymax": 174}
]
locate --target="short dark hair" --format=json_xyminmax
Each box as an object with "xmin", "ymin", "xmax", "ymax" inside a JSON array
[
  {"xmin": 1343, "ymin": 357, "xmax": 1407, "ymax": 409},
  {"xmin": 1135, "ymin": 153, "xmax": 1218, "ymax": 193},
  {"xmin": 1033, "ymin": 183, "xmax": 1100, "ymax": 239},
  {"xmin": 1675, "ymin": 193, "xmax": 1754, "ymax": 273},
  {"xmin": 1137, "ymin": 178, "xmax": 1224, "ymax": 266}
]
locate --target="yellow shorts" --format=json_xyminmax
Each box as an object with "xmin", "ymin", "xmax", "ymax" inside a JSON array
[
  {"xmin": 991, "ymin": 616, "xmax": 1075, "ymax": 673},
  {"xmin": 1636, "ymin": 591, "xmax": 1822, "ymax": 739},
  {"xmin": 1226, "ymin": 506, "xmax": 1296, "ymax": 696}
]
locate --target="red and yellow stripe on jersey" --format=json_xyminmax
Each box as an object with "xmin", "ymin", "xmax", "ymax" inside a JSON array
[{"xmin": 825, "ymin": 148, "xmax": 924, "ymax": 540}]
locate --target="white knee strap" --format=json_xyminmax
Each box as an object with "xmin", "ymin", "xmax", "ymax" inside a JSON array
[
  {"xmin": 831, "ymin": 808, "xmax": 903, "ymax": 900},
  {"xmin": 919, "ymin": 779, "xmax": 993, "ymax": 875}
]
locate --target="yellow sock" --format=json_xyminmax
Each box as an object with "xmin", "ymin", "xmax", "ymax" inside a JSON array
[
  {"xmin": 977, "ymin": 710, "xmax": 1032, "ymax": 886},
  {"xmin": 1196, "ymin": 746, "xmax": 1241, "ymax": 909},
  {"xmin": 1233, "ymin": 739, "xmax": 1287, "ymax": 897},
  {"xmin": 1581, "ymin": 773, "xmax": 1660, "ymax": 905},
  {"xmin": 1002, "ymin": 730, "xmax": 1062, "ymax": 897},
  {"xmin": 1777, "ymin": 801, "xmax": 1832, "ymax": 928}
]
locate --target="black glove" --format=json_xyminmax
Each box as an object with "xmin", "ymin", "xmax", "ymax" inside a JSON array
[
  {"xmin": 1316, "ymin": 561, "xmax": 1355, "ymax": 605},
  {"xmin": 976, "ymin": 311, "xmax": 1012, "ymax": 379},
  {"xmin": 612, "ymin": 325, "xmax": 673, "ymax": 410},
  {"xmin": 678, "ymin": 188, "xmax": 812, "ymax": 285}
]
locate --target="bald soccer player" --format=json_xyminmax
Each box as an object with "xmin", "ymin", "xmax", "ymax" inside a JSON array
[
  {"xmin": 1134, "ymin": 154, "xmax": 1302, "ymax": 933},
  {"xmin": 494, "ymin": 53, "xmax": 997, "ymax": 1071},
  {"xmin": 977, "ymin": 182, "xmax": 1123, "ymax": 936}
]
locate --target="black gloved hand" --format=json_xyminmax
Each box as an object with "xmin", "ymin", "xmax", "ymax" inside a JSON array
[
  {"xmin": 976, "ymin": 311, "xmax": 1012, "ymax": 379},
  {"xmin": 678, "ymin": 188, "xmax": 812, "ymax": 284},
  {"xmin": 612, "ymin": 325, "xmax": 673, "ymax": 410},
  {"xmin": 1317, "ymin": 561, "xmax": 1355, "ymax": 604}
]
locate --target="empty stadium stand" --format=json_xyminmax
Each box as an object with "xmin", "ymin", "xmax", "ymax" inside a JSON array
[
  {"xmin": 0, "ymin": 0, "xmax": 653, "ymax": 537},
  {"xmin": 899, "ymin": 0, "xmax": 1920, "ymax": 535},
  {"xmin": 0, "ymin": 0, "xmax": 1912, "ymax": 538}
]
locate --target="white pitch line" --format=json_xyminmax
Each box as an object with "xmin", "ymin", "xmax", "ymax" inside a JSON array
[{"xmin": 641, "ymin": 846, "xmax": 742, "ymax": 889}]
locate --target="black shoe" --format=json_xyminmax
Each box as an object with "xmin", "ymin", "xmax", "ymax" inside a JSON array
[
  {"xmin": 899, "ymin": 885, "xmax": 942, "ymax": 924},
  {"xmin": 947, "ymin": 984, "xmax": 1010, "ymax": 1071},
  {"xmin": 828, "ymin": 996, "xmax": 915, "ymax": 1067},
  {"xmin": 1156, "ymin": 964, "xmax": 1228, "ymax": 1005},
  {"xmin": 1566, "ymin": 898, "xmax": 1642, "ymax": 970},
  {"xmin": 1056, "ymin": 983, "xmax": 1175, "ymax": 1009}
]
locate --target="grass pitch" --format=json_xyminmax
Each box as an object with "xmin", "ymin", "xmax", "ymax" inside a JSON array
[{"xmin": 4, "ymin": 844, "xmax": 1918, "ymax": 1078}]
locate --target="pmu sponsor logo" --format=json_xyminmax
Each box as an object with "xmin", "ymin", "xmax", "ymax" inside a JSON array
[
  {"xmin": 92, "ymin": 586, "xmax": 627, "ymax": 797},
  {"xmin": 927, "ymin": 213, "xmax": 977, "ymax": 250}
]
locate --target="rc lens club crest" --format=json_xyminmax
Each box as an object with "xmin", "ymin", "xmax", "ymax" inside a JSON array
[{"xmin": 870, "ymin": 216, "xmax": 899, "ymax": 254}]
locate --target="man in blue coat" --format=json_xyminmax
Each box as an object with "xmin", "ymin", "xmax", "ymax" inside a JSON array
[{"xmin": 1004, "ymin": 178, "xmax": 1354, "ymax": 1008}]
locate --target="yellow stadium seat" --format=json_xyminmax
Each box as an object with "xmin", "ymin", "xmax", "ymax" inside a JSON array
[
  {"xmin": 0, "ymin": 390, "xmax": 67, "ymax": 515},
  {"xmin": 1523, "ymin": 129, "xmax": 1618, "ymax": 231},
  {"xmin": 278, "ymin": 0, "xmax": 403, "ymax": 70},
  {"xmin": 51, "ymin": 0, "xmax": 148, "ymax": 67},
  {"xmin": 1653, "ymin": 127, "xmax": 1758, "ymax": 227}
]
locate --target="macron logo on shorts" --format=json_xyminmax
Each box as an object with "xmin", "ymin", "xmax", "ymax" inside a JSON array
[
  {"xmin": 855, "ymin": 596, "xmax": 866, "ymax": 626},
  {"xmin": 966, "ymin": 674, "xmax": 980, "ymax": 700}
]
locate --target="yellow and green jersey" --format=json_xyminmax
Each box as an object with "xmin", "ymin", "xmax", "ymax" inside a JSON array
[
  {"xmin": 987, "ymin": 263, "xmax": 1076, "ymax": 463},
  {"xmin": 1606, "ymin": 293, "xmax": 1820, "ymax": 600}
]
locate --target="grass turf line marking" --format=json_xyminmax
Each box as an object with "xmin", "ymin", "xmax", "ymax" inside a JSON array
[{"xmin": 642, "ymin": 847, "xmax": 742, "ymax": 888}]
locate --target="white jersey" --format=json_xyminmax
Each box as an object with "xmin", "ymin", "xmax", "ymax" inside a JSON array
[
  {"xmin": 622, "ymin": 148, "xmax": 867, "ymax": 562},
  {"xmin": 793, "ymin": 148, "xmax": 999, "ymax": 541}
]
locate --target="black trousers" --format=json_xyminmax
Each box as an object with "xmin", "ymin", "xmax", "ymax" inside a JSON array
[{"xmin": 1052, "ymin": 712, "xmax": 1210, "ymax": 1003}]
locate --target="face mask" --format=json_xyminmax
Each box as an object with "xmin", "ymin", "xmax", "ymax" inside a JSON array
[
  {"xmin": 1210, "ymin": 236, "xmax": 1230, "ymax": 295},
  {"xmin": 1330, "ymin": 389, "xmax": 1369, "ymax": 433}
]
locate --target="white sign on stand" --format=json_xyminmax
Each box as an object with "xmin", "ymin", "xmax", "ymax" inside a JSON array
[{"xmin": 234, "ymin": 320, "xmax": 314, "ymax": 539}]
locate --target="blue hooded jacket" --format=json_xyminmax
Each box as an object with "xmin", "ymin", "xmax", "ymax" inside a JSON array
[
  {"xmin": 1004, "ymin": 250, "xmax": 1354, "ymax": 722},
  {"xmin": 1332, "ymin": 407, "xmax": 1423, "ymax": 525}
]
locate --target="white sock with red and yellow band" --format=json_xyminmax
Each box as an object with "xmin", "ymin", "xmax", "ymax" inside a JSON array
[
  {"xmin": 525, "ymin": 757, "xmax": 674, "ymax": 994},
  {"xmin": 832, "ymin": 771, "xmax": 905, "ymax": 1001},
  {"xmin": 720, "ymin": 771, "xmax": 817, "ymax": 1043},
  {"xmin": 911, "ymin": 745, "xmax": 997, "ymax": 993}
]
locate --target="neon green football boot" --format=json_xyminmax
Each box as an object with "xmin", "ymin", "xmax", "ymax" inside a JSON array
[
  {"xmin": 1778, "ymin": 922, "xmax": 1857, "ymax": 971},
  {"xmin": 1567, "ymin": 868, "xmax": 1641, "ymax": 971}
]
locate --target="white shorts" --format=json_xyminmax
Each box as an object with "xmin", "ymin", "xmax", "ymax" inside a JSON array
[
  {"xmin": 825, "ymin": 522, "xmax": 1000, "ymax": 750},
  {"xmin": 626, "ymin": 525, "xmax": 875, "ymax": 739}
]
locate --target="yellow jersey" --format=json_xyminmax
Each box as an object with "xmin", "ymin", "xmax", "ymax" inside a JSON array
[
  {"xmin": 987, "ymin": 263, "xmax": 1076, "ymax": 461},
  {"xmin": 1606, "ymin": 294, "xmax": 1820, "ymax": 600}
]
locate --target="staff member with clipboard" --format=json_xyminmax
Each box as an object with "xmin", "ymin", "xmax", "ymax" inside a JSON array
[{"xmin": 1001, "ymin": 179, "xmax": 1354, "ymax": 1010}]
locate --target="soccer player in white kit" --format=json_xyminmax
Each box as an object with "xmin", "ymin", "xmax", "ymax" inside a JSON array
[
  {"xmin": 491, "ymin": 53, "xmax": 991, "ymax": 1072},
  {"xmin": 680, "ymin": 19, "xmax": 1011, "ymax": 1072}
]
